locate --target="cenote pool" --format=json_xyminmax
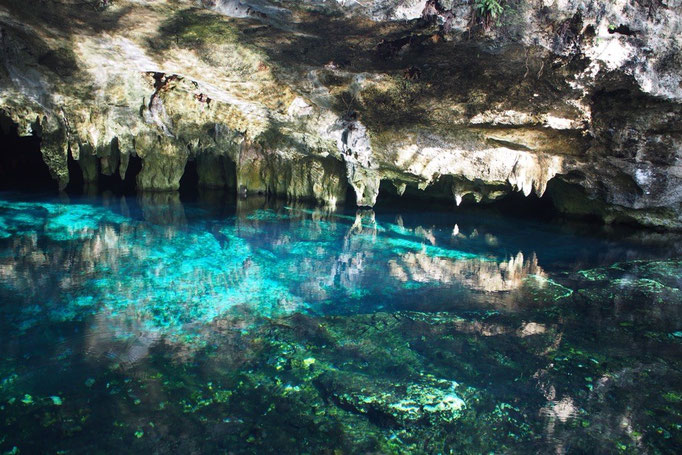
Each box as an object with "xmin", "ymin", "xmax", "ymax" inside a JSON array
[{"xmin": 0, "ymin": 191, "xmax": 681, "ymax": 454}]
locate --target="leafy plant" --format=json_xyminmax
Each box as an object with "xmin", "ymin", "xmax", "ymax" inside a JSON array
[{"xmin": 474, "ymin": 0, "xmax": 504, "ymax": 28}]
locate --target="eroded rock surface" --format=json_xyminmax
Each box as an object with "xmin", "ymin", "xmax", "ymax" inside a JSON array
[{"xmin": 0, "ymin": 0, "xmax": 681, "ymax": 226}]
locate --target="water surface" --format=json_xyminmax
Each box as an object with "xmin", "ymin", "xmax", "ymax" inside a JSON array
[{"xmin": 1, "ymin": 191, "xmax": 681, "ymax": 454}]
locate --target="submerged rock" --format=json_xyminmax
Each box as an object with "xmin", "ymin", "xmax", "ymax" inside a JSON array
[
  {"xmin": 318, "ymin": 371, "xmax": 465, "ymax": 426},
  {"xmin": 574, "ymin": 260, "xmax": 682, "ymax": 307}
]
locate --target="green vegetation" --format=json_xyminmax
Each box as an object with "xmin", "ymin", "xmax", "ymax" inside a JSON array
[{"xmin": 475, "ymin": 0, "xmax": 505, "ymax": 28}]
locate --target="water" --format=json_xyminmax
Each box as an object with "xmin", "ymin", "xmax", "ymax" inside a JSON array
[{"xmin": 0, "ymin": 191, "xmax": 681, "ymax": 454}]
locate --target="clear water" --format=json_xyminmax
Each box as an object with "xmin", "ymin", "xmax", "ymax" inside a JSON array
[{"xmin": 0, "ymin": 191, "xmax": 681, "ymax": 454}]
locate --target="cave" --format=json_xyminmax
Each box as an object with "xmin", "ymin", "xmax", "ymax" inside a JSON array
[
  {"xmin": 374, "ymin": 176, "xmax": 560, "ymax": 222},
  {"xmin": 1, "ymin": 0, "xmax": 681, "ymax": 453},
  {"xmin": 99, "ymin": 153, "xmax": 142, "ymax": 195},
  {"xmin": 179, "ymin": 157, "xmax": 200, "ymax": 197},
  {"xmin": 0, "ymin": 116, "xmax": 56, "ymax": 192},
  {"xmin": 64, "ymin": 151, "xmax": 142, "ymax": 196},
  {"xmin": 65, "ymin": 150, "xmax": 84, "ymax": 192}
]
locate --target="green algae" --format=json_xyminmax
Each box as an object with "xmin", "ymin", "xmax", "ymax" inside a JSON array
[
  {"xmin": 2, "ymin": 305, "xmax": 681, "ymax": 454},
  {"xmin": 524, "ymin": 275, "xmax": 574, "ymax": 301}
]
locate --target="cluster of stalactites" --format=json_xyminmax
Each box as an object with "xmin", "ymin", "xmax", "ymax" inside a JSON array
[{"xmin": 9, "ymin": 109, "xmax": 563, "ymax": 210}]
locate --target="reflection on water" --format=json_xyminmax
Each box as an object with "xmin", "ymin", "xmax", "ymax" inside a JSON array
[
  {"xmin": 1, "ymin": 192, "xmax": 681, "ymax": 454},
  {"xmin": 389, "ymin": 251, "xmax": 545, "ymax": 291}
]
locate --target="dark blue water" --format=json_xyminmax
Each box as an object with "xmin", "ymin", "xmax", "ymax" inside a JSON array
[{"xmin": 1, "ymin": 191, "xmax": 681, "ymax": 454}]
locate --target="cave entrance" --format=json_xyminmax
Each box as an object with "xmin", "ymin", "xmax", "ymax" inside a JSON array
[
  {"xmin": 374, "ymin": 176, "xmax": 457, "ymax": 211},
  {"xmin": 179, "ymin": 158, "xmax": 200, "ymax": 199},
  {"xmin": 181, "ymin": 154, "xmax": 239, "ymax": 201},
  {"xmin": 372, "ymin": 175, "xmax": 561, "ymax": 222},
  {"xmin": 0, "ymin": 116, "xmax": 57, "ymax": 192},
  {"xmin": 220, "ymin": 155, "xmax": 237, "ymax": 192},
  {"xmin": 122, "ymin": 154, "xmax": 143, "ymax": 194},
  {"xmin": 65, "ymin": 153, "xmax": 142, "ymax": 196},
  {"xmin": 65, "ymin": 150, "xmax": 85, "ymax": 193},
  {"xmin": 344, "ymin": 181, "xmax": 358, "ymax": 207},
  {"xmin": 97, "ymin": 153, "xmax": 142, "ymax": 196},
  {"xmin": 485, "ymin": 189, "xmax": 557, "ymax": 221}
]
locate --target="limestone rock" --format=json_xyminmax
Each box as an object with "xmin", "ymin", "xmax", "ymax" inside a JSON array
[{"xmin": 0, "ymin": 0, "xmax": 680, "ymax": 227}]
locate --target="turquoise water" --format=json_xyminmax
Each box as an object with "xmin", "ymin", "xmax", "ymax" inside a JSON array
[{"xmin": 0, "ymin": 191, "xmax": 681, "ymax": 454}]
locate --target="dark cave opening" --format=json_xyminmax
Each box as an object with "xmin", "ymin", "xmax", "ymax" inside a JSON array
[
  {"xmin": 0, "ymin": 114, "xmax": 147, "ymax": 196},
  {"xmin": 344, "ymin": 181, "xmax": 358, "ymax": 206},
  {"xmin": 223, "ymin": 155, "xmax": 237, "ymax": 191},
  {"xmin": 180, "ymin": 155, "xmax": 240, "ymax": 203},
  {"xmin": 179, "ymin": 158, "xmax": 201, "ymax": 201},
  {"xmin": 374, "ymin": 176, "xmax": 560, "ymax": 223},
  {"xmin": 179, "ymin": 158, "xmax": 200, "ymax": 192},
  {"xmin": 490, "ymin": 189, "xmax": 558, "ymax": 220},
  {"xmin": 64, "ymin": 153, "xmax": 142, "ymax": 196},
  {"xmin": 65, "ymin": 151, "xmax": 84, "ymax": 192},
  {"xmin": 0, "ymin": 116, "xmax": 57, "ymax": 193},
  {"xmin": 99, "ymin": 154, "xmax": 142, "ymax": 195}
]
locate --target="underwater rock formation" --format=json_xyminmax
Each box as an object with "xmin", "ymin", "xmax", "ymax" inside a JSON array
[{"xmin": 0, "ymin": 0, "xmax": 681, "ymax": 226}]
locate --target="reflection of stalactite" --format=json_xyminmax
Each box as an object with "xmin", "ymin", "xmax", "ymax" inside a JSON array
[
  {"xmin": 0, "ymin": 223, "xmax": 129, "ymax": 298},
  {"xmin": 388, "ymin": 251, "xmax": 546, "ymax": 292},
  {"xmin": 347, "ymin": 209, "xmax": 377, "ymax": 237},
  {"xmin": 138, "ymin": 191, "xmax": 186, "ymax": 225},
  {"xmin": 332, "ymin": 210, "xmax": 378, "ymax": 292}
]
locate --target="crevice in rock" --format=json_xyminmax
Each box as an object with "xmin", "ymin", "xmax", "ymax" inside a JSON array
[
  {"xmin": 98, "ymin": 153, "xmax": 141, "ymax": 195},
  {"xmin": 485, "ymin": 137, "xmax": 533, "ymax": 152},
  {"xmin": 179, "ymin": 158, "xmax": 200, "ymax": 196},
  {"xmin": 123, "ymin": 154, "xmax": 143, "ymax": 193},
  {"xmin": 608, "ymin": 24, "xmax": 637, "ymax": 36},
  {"xmin": 147, "ymin": 72, "xmax": 182, "ymax": 109},
  {"xmin": 65, "ymin": 151, "xmax": 85, "ymax": 193}
]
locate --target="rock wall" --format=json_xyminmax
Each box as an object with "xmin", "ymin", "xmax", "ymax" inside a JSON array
[{"xmin": 0, "ymin": 0, "xmax": 680, "ymax": 226}]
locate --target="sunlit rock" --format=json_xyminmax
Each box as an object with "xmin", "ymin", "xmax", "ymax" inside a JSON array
[
  {"xmin": 518, "ymin": 322, "xmax": 547, "ymax": 337},
  {"xmin": 318, "ymin": 372, "xmax": 465, "ymax": 425}
]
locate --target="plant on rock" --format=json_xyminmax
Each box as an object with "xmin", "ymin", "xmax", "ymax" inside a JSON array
[{"xmin": 474, "ymin": 0, "xmax": 504, "ymax": 29}]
